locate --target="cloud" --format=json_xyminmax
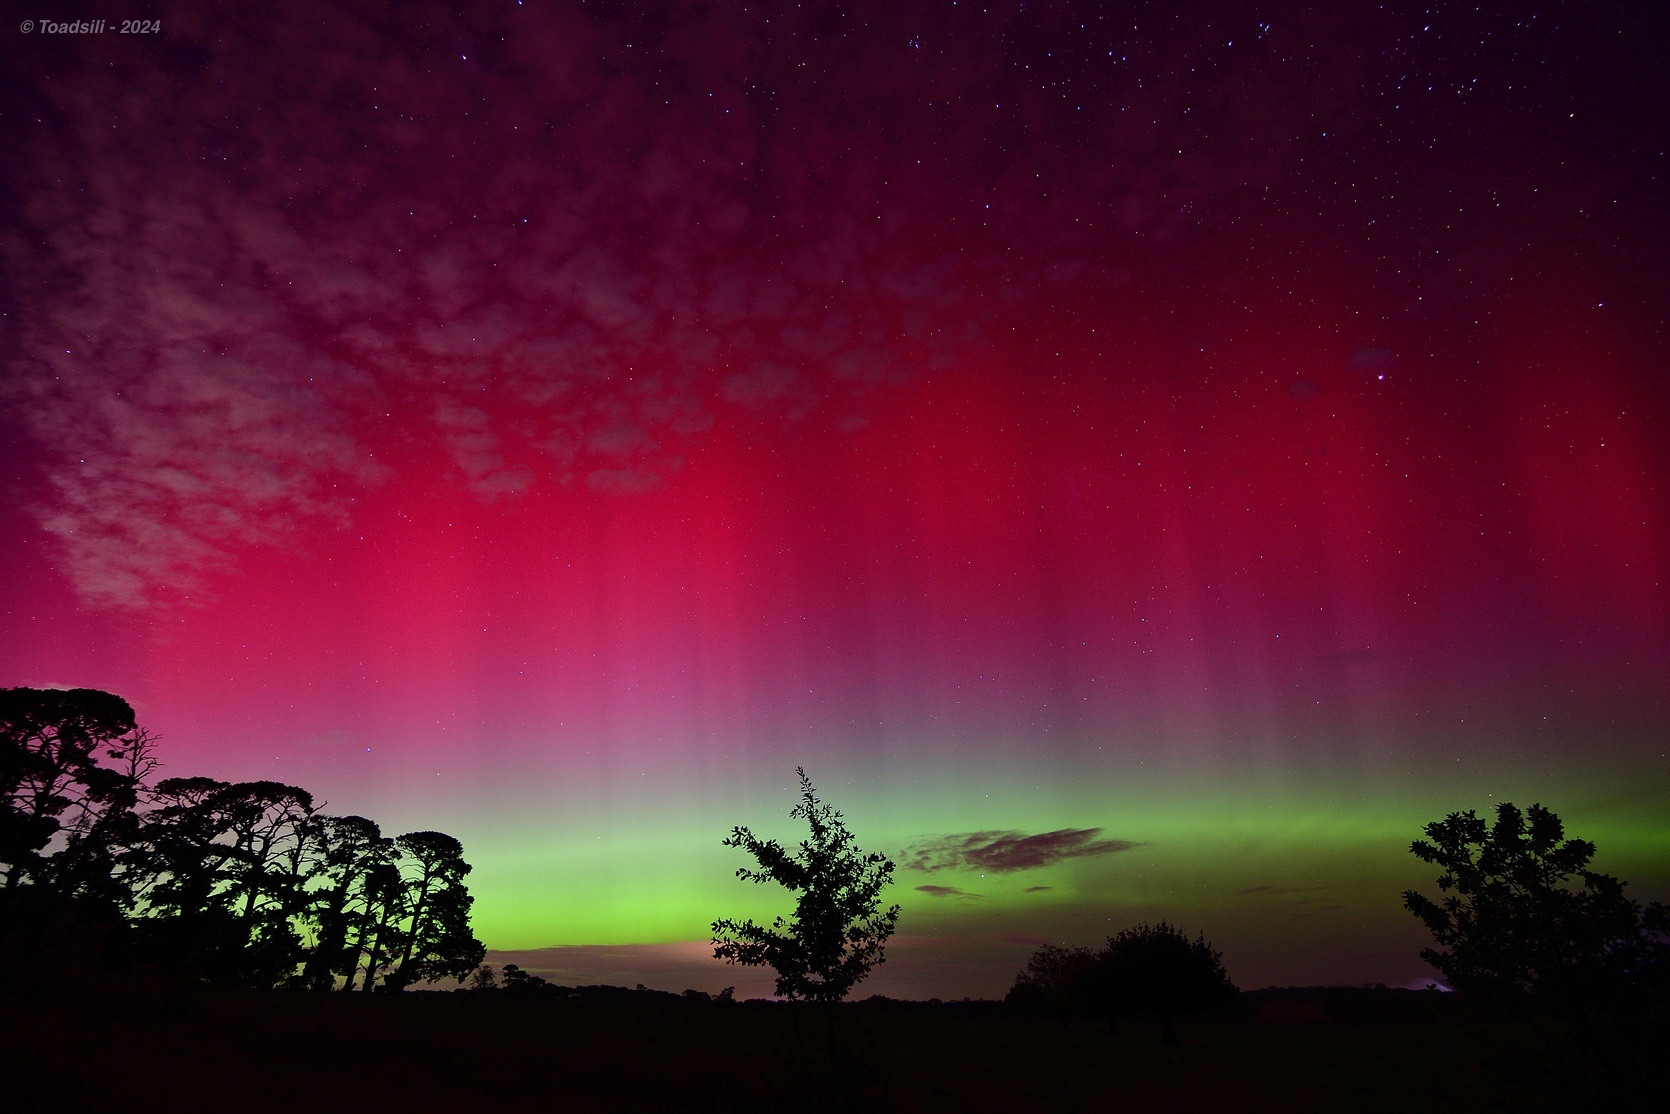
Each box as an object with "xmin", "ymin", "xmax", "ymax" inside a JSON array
[
  {"xmin": 2, "ymin": 1, "xmax": 1313, "ymax": 611},
  {"xmin": 1237, "ymin": 885, "xmax": 1346, "ymax": 919},
  {"xmin": 1023, "ymin": 885, "xmax": 1053, "ymax": 893},
  {"xmin": 902, "ymin": 829, "xmax": 1142, "ymax": 873},
  {"xmin": 586, "ymin": 466, "xmax": 666, "ymax": 495},
  {"xmin": 434, "ymin": 395, "xmax": 532, "ymax": 497},
  {"xmin": 916, "ymin": 885, "xmax": 982, "ymax": 899},
  {"xmin": 722, "ymin": 365, "xmax": 817, "ymax": 417}
]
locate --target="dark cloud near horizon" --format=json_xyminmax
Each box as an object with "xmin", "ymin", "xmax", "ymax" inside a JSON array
[{"xmin": 903, "ymin": 828, "xmax": 1141, "ymax": 873}]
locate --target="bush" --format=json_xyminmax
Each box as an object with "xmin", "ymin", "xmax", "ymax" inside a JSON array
[{"xmin": 1008, "ymin": 922, "xmax": 1239, "ymax": 1042}]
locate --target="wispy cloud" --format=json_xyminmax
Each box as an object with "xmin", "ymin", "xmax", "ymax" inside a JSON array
[
  {"xmin": 2, "ymin": 2, "xmax": 1292, "ymax": 611},
  {"xmin": 1236, "ymin": 885, "xmax": 1331, "ymax": 897},
  {"xmin": 916, "ymin": 885, "xmax": 982, "ymax": 899},
  {"xmin": 903, "ymin": 829, "xmax": 1141, "ymax": 873},
  {"xmin": 1238, "ymin": 884, "xmax": 1343, "ymax": 917}
]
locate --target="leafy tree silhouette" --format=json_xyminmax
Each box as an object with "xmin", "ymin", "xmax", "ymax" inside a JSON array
[
  {"xmin": 1097, "ymin": 921, "xmax": 1239, "ymax": 1043},
  {"xmin": 4, "ymin": 685, "xmax": 490, "ymax": 992},
  {"xmin": 466, "ymin": 961, "xmax": 497, "ymax": 991},
  {"xmin": 129, "ymin": 777, "xmax": 321, "ymax": 984},
  {"xmin": 297, "ymin": 814, "xmax": 394, "ymax": 990},
  {"xmin": 120, "ymin": 776, "xmax": 245, "ymax": 977},
  {"xmin": 1403, "ymin": 801, "xmax": 1669, "ymax": 1010},
  {"xmin": 500, "ymin": 962, "xmax": 556, "ymax": 992},
  {"xmin": 712, "ymin": 768, "xmax": 899, "ymax": 1002},
  {"xmin": 1008, "ymin": 923, "xmax": 1239, "ymax": 1043},
  {"xmin": 1003, "ymin": 943, "xmax": 1099, "ymax": 1017},
  {"xmin": 1, "ymin": 687, "xmax": 158, "ymax": 974},
  {"xmin": 384, "ymin": 830, "xmax": 485, "ymax": 989},
  {"xmin": 1, "ymin": 687, "xmax": 152, "ymax": 902},
  {"xmin": 343, "ymin": 831, "xmax": 484, "ymax": 991},
  {"xmin": 218, "ymin": 781, "xmax": 321, "ymax": 985},
  {"xmin": 340, "ymin": 854, "xmax": 406, "ymax": 990}
]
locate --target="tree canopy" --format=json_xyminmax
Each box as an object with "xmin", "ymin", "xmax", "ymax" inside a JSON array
[
  {"xmin": 1, "ymin": 686, "xmax": 150, "ymax": 901},
  {"xmin": 0, "ymin": 686, "xmax": 483, "ymax": 992},
  {"xmin": 1007, "ymin": 922, "xmax": 1239, "ymax": 1042},
  {"xmin": 1403, "ymin": 801, "xmax": 1668, "ymax": 1010},
  {"xmin": 712, "ymin": 768, "xmax": 899, "ymax": 1002}
]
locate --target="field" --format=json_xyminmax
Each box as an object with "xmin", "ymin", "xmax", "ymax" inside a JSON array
[{"xmin": 1, "ymin": 980, "xmax": 1657, "ymax": 1112}]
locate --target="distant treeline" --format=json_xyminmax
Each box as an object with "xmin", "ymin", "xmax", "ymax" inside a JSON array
[
  {"xmin": 1, "ymin": 687, "xmax": 484, "ymax": 990},
  {"xmin": 468, "ymin": 964, "xmax": 740, "ymax": 1003}
]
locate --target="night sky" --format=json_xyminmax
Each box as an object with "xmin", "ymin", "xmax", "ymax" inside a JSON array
[{"xmin": 2, "ymin": 1, "xmax": 1666, "ymax": 998}]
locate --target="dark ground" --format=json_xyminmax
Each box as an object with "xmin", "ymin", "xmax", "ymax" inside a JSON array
[{"xmin": 1, "ymin": 977, "xmax": 1659, "ymax": 1112}]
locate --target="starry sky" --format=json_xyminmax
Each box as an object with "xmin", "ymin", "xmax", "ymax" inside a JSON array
[{"xmin": 2, "ymin": 1, "xmax": 1666, "ymax": 998}]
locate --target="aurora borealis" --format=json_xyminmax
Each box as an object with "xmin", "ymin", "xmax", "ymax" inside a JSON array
[{"xmin": 1, "ymin": 2, "xmax": 1665, "ymax": 998}]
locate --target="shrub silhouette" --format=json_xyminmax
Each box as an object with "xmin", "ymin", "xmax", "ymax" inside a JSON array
[
  {"xmin": 1003, "ymin": 943, "xmax": 1099, "ymax": 1016},
  {"xmin": 1009, "ymin": 921, "xmax": 1239, "ymax": 1043},
  {"xmin": 1099, "ymin": 921, "xmax": 1240, "ymax": 1042}
]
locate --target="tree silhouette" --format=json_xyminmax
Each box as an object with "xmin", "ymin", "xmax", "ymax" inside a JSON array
[
  {"xmin": 342, "ymin": 831, "xmax": 484, "ymax": 991},
  {"xmin": 712, "ymin": 768, "xmax": 899, "ymax": 1002},
  {"xmin": 1003, "ymin": 943, "xmax": 1098, "ymax": 1016},
  {"xmin": 340, "ymin": 855, "xmax": 406, "ymax": 991},
  {"xmin": 1403, "ymin": 801, "xmax": 1668, "ymax": 1009},
  {"xmin": 499, "ymin": 962, "xmax": 556, "ymax": 992},
  {"xmin": 1097, "ymin": 921, "xmax": 1239, "ymax": 1043},
  {"xmin": 128, "ymin": 776, "xmax": 248, "ymax": 976},
  {"xmin": 298, "ymin": 814, "xmax": 396, "ymax": 991},
  {"xmin": 128, "ymin": 777, "xmax": 321, "ymax": 984},
  {"xmin": 1, "ymin": 687, "xmax": 151, "ymax": 901},
  {"xmin": 1008, "ymin": 924, "xmax": 1238, "ymax": 1042},
  {"xmin": 384, "ymin": 830, "xmax": 485, "ymax": 989},
  {"xmin": 2, "ymin": 686, "xmax": 489, "ymax": 992},
  {"xmin": 217, "ymin": 781, "xmax": 321, "ymax": 985},
  {"xmin": 47, "ymin": 727, "xmax": 156, "ymax": 922},
  {"xmin": 0, "ymin": 686, "xmax": 158, "ymax": 973}
]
